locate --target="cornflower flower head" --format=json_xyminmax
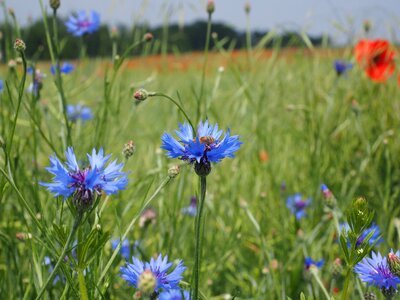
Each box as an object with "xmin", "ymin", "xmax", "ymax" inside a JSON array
[
  {"xmin": 304, "ymin": 257, "xmax": 324, "ymax": 270},
  {"xmin": 340, "ymin": 222, "xmax": 383, "ymax": 248},
  {"xmin": 181, "ymin": 196, "xmax": 197, "ymax": 216},
  {"xmin": 65, "ymin": 10, "xmax": 100, "ymax": 37},
  {"xmin": 159, "ymin": 289, "xmax": 191, "ymax": 300},
  {"xmin": 334, "ymin": 60, "xmax": 353, "ymax": 76},
  {"xmin": 355, "ymin": 251, "xmax": 400, "ymax": 292},
  {"xmin": 51, "ymin": 62, "xmax": 75, "ymax": 75},
  {"xmin": 286, "ymin": 193, "xmax": 310, "ymax": 220},
  {"xmin": 111, "ymin": 239, "xmax": 130, "ymax": 260},
  {"xmin": 40, "ymin": 147, "xmax": 128, "ymax": 210},
  {"xmin": 120, "ymin": 254, "xmax": 186, "ymax": 294},
  {"xmin": 161, "ymin": 120, "xmax": 242, "ymax": 176},
  {"xmin": 67, "ymin": 104, "xmax": 93, "ymax": 122}
]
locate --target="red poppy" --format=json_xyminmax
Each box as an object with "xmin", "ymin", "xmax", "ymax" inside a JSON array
[{"xmin": 355, "ymin": 39, "xmax": 395, "ymax": 82}]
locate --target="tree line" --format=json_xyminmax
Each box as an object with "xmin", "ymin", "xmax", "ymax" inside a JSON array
[{"xmin": 1, "ymin": 17, "xmax": 330, "ymax": 61}]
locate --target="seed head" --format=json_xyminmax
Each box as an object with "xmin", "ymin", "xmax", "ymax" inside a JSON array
[
  {"xmin": 122, "ymin": 140, "xmax": 136, "ymax": 159},
  {"xmin": 168, "ymin": 165, "xmax": 180, "ymax": 178},
  {"xmin": 144, "ymin": 32, "xmax": 153, "ymax": 42},
  {"xmin": 387, "ymin": 252, "xmax": 400, "ymax": 277},
  {"xmin": 14, "ymin": 38, "xmax": 26, "ymax": 52}
]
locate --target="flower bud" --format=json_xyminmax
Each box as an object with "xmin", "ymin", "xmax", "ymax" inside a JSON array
[
  {"xmin": 110, "ymin": 26, "xmax": 119, "ymax": 39},
  {"xmin": 137, "ymin": 269, "xmax": 157, "ymax": 294},
  {"xmin": 16, "ymin": 57, "xmax": 23, "ymax": 64},
  {"xmin": 133, "ymin": 89, "xmax": 148, "ymax": 101},
  {"xmin": 387, "ymin": 252, "xmax": 400, "ymax": 277},
  {"xmin": 144, "ymin": 32, "xmax": 153, "ymax": 42},
  {"xmin": 8, "ymin": 8, "xmax": 15, "ymax": 17},
  {"xmin": 381, "ymin": 287, "xmax": 397, "ymax": 299},
  {"xmin": 206, "ymin": 0, "xmax": 215, "ymax": 14},
  {"xmin": 244, "ymin": 2, "xmax": 251, "ymax": 14},
  {"xmin": 139, "ymin": 207, "xmax": 157, "ymax": 228},
  {"xmin": 122, "ymin": 140, "xmax": 136, "ymax": 159},
  {"xmin": 363, "ymin": 292, "xmax": 377, "ymax": 300},
  {"xmin": 363, "ymin": 20, "xmax": 371, "ymax": 33},
  {"xmin": 194, "ymin": 160, "xmax": 211, "ymax": 177},
  {"xmin": 14, "ymin": 38, "xmax": 26, "ymax": 52},
  {"xmin": 50, "ymin": 0, "xmax": 60, "ymax": 10},
  {"xmin": 168, "ymin": 165, "xmax": 180, "ymax": 178},
  {"xmin": 8, "ymin": 59, "xmax": 16, "ymax": 68}
]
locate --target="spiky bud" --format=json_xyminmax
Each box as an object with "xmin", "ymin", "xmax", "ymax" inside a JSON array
[
  {"xmin": 122, "ymin": 140, "xmax": 135, "ymax": 159},
  {"xmin": 138, "ymin": 270, "xmax": 157, "ymax": 294},
  {"xmin": 168, "ymin": 165, "xmax": 180, "ymax": 178},
  {"xmin": 363, "ymin": 292, "xmax": 377, "ymax": 300},
  {"xmin": 244, "ymin": 2, "xmax": 251, "ymax": 14},
  {"xmin": 363, "ymin": 20, "xmax": 371, "ymax": 33},
  {"xmin": 206, "ymin": 0, "xmax": 215, "ymax": 14},
  {"xmin": 8, "ymin": 59, "xmax": 16, "ymax": 68},
  {"xmin": 8, "ymin": 8, "xmax": 15, "ymax": 17},
  {"xmin": 139, "ymin": 207, "xmax": 157, "ymax": 228},
  {"xmin": 381, "ymin": 287, "xmax": 397, "ymax": 298},
  {"xmin": 110, "ymin": 26, "xmax": 119, "ymax": 39},
  {"xmin": 387, "ymin": 252, "xmax": 400, "ymax": 277},
  {"xmin": 14, "ymin": 38, "xmax": 26, "ymax": 52},
  {"xmin": 144, "ymin": 32, "xmax": 153, "ymax": 42},
  {"xmin": 50, "ymin": 0, "xmax": 60, "ymax": 10},
  {"xmin": 133, "ymin": 89, "xmax": 148, "ymax": 101}
]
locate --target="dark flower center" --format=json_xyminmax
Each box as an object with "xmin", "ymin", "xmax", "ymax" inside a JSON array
[
  {"xmin": 295, "ymin": 200, "xmax": 307, "ymax": 210},
  {"xmin": 78, "ymin": 20, "xmax": 91, "ymax": 28}
]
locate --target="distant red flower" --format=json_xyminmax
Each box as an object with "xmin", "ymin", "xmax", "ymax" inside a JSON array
[{"xmin": 355, "ymin": 39, "xmax": 395, "ymax": 82}]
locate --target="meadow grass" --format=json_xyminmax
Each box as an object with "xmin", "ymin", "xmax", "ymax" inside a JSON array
[{"xmin": 1, "ymin": 19, "xmax": 400, "ymax": 300}]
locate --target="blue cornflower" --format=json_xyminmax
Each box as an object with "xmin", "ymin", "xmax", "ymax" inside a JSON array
[
  {"xmin": 334, "ymin": 60, "xmax": 353, "ymax": 76},
  {"xmin": 67, "ymin": 104, "xmax": 93, "ymax": 122},
  {"xmin": 286, "ymin": 193, "xmax": 310, "ymax": 220},
  {"xmin": 355, "ymin": 251, "xmax": 400, "ymax": 290},
  {"xmin": 0, "ymin": 79, "xmax": 3, "ymax": 93},
  {"xmin": 161, "ymin": 120, "xmax": 242, "ymax": 176},
  {"xmin": 51, "ymin": 62, "xmax": 75, "ymax": 75},
  {"xmin": 65, "ymin": 10, "xmax": 100, "ymax": 37},
  {"xmin": 111, "ymin": 239, "xmax": 131, "ymax": 260},
  {"xmin": 304, "ymin": 257, "xmax": 324, "ymax": 270},
  {"xmin": 159, "ymin": 289, "xmax": 191, "ymax": 300},
  {"xmin": 40, "ymin": 147, "xmax": 128, "ymax": 208},
  {"xmin": 181, "ymin": 196, "xmax": 197, "ymax": 216},
  {"xmin": 340, "ymin": 223, "xmax": 383, "ymax": 248},
  {"xmin": 120, "ymin": 254, "xmax": 186, "ymax": 293}
]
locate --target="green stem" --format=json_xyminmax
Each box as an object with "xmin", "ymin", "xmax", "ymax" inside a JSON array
[
  {"xmin": 151, "ymin": 92, "xmax": 195, "ymax": 132},
  {"xmin": 78, "ymin": 269, "xmax": 89, "ymax": 300},
  {"xmin": 96, "ymin": 176, "xmax": 172, "ymax": 287},
  {"xmin": 35, "ymin": 214, "xmax": 82, "ymax": 300},
  {"xmin": 311, "ymin": 269, "xmax": 331, "ymax": 300},
  {"xmin": 341, "ymin": 268, "xmax": 351, "ymax": 300},
  {"xmin": 193, "ymin": 176, "xmax": 207, "ymax": 300},
  {"xmin": 197, "ymin": 13, "xmax": 212, "ymax": 121}
]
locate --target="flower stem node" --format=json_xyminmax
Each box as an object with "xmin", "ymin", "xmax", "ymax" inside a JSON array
[
  {"xmin": 138, "ymin": 269, "xmax": 157, "ymax": 295},
  {"xmin": 168, "ymin": 165, "xmax": 180, "ymax": 178},
  {"xmin": 133, "ymin": 89, "xmax": 148, "ymax": 101},
  {"xmin": 206, "ymin": 0, "xmax": 215, "ymax": 14},
  {"xmin": 14, "ymin": 38, "xmax": 26, "ymax": 52},
  {"xmin": 50, "ymin": 0, "xmax": 60, "ymax": 10},
  {"xmin": 194, "ymin": 160, "xmax": 211, "ymax": 177}
]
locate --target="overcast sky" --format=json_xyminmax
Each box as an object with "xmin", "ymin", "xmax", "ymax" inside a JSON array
[{"xmin": 7, "ymin": 0, "xmax": 400, "ymax": 44}]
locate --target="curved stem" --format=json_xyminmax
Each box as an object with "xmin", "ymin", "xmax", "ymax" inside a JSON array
[
  {"xmin": 152, "ymin": 92, "xmax": 195, "ymax": 132},
  {"xmin": 193, "ymin": 176, "xmax": 207, "ymax": 300},
  {"xmin": 311, "ymin": 268, "xmax": 331, "ymax": 300},
  {"xmin": 35, "ymin": 215, "xmax": 82, "ymax": 300}
]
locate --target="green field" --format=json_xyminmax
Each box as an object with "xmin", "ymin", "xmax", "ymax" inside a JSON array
[{"xmin": 1, "ymin": 17, "xmax": 400, "ymax": 299}]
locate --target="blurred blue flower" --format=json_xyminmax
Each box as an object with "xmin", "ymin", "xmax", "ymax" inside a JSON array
[
  {"xmin": 0, "ymin": 79, "xmax": 3, "ymax": 92},
  {"xmin": 320, "ymin": 183, "xmax": 332, "ymax": 198},
  {"xmin": 40, "ymin": 147, "xmax": 128, "ymax": 206},
  {"xmin": 355, "ymin": 251, "xmax": 400, "ymax": 290},
  {"xmin": 51, "ymin": 62, "xmax": 75, "ymax": 75},
  {"xmin": 65, "ymin": 10, "xmax": 100, "ymax": 37},
  {"xmin": 181, "ymin": 196, "xmax": 197, "ymax": 216},
  {"xmin": 44, "ymin": 256, "xmax": 62, "ymax": 284},
  {"xmin": 340, "ymin": 223, "xmax": 383, "ymax": 248},
  {"xmin": 159, "ymin": 289, "xmax": 191, "ymax": 300},
  {"xmin": 161, "ymin": 121, "xmax": 242, "ymax": 173},
  {"xmin": 304, "ymin": 257, "xmax": 324, "ymax": 270},
  {"xmin": 334, "ymin": 60, "xmax": 353, "ymax": 76},
  {"xmin": 27, "ymin": 66, "xmax": 33, "ymax": 74},
  {"xmin": 111, "ymin": 239, "xmax": 130, "ymax": 260},
  {"xmin": 120, "ymin": 254, "xmax": 186, "ymax": 293},
  {"xmin": 286, "ymin": 193, "xmax": 310, "ymax": 220},
  {"xmin": 67, "ymin": 104, "xmax": 93, "ymax": 122},
  {"xmin": 27, "ymin": 69, "xmax": 46, "ymax": 97}
]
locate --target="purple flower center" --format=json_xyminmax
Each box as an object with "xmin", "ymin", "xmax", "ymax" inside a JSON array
[
  {"xmin": 376, "ymin": 263, "xmax": 393, "ymax": 278},
  {"xmin": 295, "ymin": 200, "xmax": 307, "ymax": 210},
  {"xmin": 69, "ymin": 168, "xmax": 100, "ymax": 207},
  {"xmin": 78, "ymin": 20, "xmax": 91, "ymax": 29}
]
